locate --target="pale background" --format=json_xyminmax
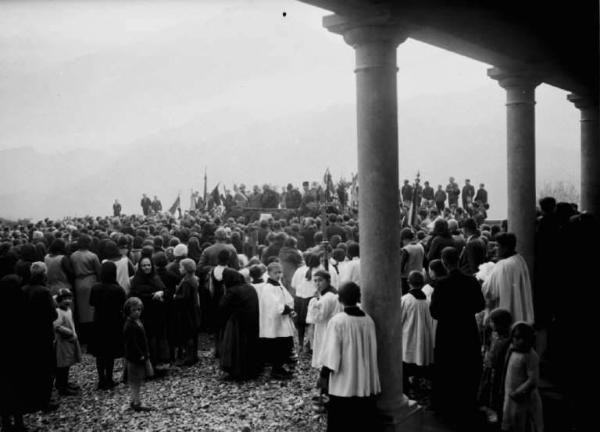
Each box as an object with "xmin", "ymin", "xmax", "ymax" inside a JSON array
[{"xmin": 0, "ymin": 0, "xmax": 580, "ymax": 220}]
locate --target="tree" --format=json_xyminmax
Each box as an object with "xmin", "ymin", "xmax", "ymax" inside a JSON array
[{"xmin": 537, "ymin": 181, "xmax": 580, "ymax": 205}]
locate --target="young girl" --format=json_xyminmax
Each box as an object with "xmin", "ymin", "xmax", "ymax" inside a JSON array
[
  {"xmin": 53, "ymin": 288, "xmax": 81, "ymax": 396},
  {"xmin": 478, "ymin": 308, "xmax": 513, "ymax": 423},
  {"xmin": 502, "ymin": 322, "xmax": 543, "ymax": 432},
  {"xmin": 123, "ymin": 297, "xmax": 153, "ymax": 412}
]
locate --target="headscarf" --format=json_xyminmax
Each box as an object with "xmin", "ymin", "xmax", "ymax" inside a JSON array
[{"xmin": 100, "ymin": 261, "xmax": 118, "ymax": 285}]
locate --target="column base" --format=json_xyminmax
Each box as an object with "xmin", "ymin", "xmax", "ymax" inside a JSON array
[{"xmin": 379, "ymin": 398, "xmax": 424, "ymax": 432}]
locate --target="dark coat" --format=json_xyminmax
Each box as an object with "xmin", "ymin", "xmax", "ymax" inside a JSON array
[
  {"xmin": 156, "ymin": 267, "xmax": 181, "ymax": 345},
  {"xmin": 173, "ymin": 277, "xmax": 201, "ymax": 342},
  {"xmin": 426, "ymin": 235, "xmax": 456, "ymax": 262},
  {"xmin": 21, "ymin": 281, "xmax": 57, "ymax": 412},
  {"xmin": 123, "ymin": 318, "xmax": 149, "ymax": 365},
  {"xmin": 430, "ymin": 268, "xmax": 485, "ymax": 419},
  {"xmin": 218, "ymin": 271, "xmax": 260, "ymax": 379},
  {"xmin": 0, "ymin": 275, "xmax": 28, "ymax": 415},
  {"xmin": 285, "ymin": 189, "xmax": 302, "ymax": 209},
  {"xmin": 129, "ymin": 269, "xmax": 167, "ymax": 338},
  {"xmin": 89, "ymin": 282, "xmax": 126, "ymax": 358}
]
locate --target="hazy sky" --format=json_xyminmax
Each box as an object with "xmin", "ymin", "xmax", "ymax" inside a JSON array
[{"xmin": 0, "ymin": 0, "xmax": 581, "ymax": 219}]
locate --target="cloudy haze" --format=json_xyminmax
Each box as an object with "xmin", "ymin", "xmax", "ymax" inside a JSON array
[{"xmin": 0, "ymin": 0, "xmax": 580, "ymax": 220}]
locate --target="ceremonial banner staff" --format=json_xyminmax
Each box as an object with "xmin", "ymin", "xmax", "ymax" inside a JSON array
[{"xmin": 203, "ymin": 167, "xmax": 208, "ymax": 209}]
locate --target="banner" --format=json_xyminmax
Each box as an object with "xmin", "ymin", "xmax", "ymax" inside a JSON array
[{"xmin": 168, "ymin": 195, "xmax": 181, "ymax": 215}]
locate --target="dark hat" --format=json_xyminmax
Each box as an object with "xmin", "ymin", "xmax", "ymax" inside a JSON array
[{"xmin": 302, "ymin": 181, "xmax": 309, "ymax": 187}]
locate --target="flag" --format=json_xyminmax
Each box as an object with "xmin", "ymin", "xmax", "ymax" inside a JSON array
[
  {"xmin": 210, "ymin": 183, "xmax": 221, "ymax": 205},
  {"xmin": 168, "ymin": 195, "xmax": 181, "ymax": 215}
]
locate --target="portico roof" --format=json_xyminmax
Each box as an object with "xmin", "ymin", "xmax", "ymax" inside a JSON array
[{"xmin": 300, "ymin": 0, "xmax": 599, "ymax": 101}]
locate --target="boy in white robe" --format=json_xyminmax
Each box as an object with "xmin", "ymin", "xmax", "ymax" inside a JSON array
[
  {"xmin": 401, "ymin": 271, "xmax": 435, "ymax": 397},
  {"xmin": 306, "ymin": 270, "xmax": 342, "ymax": 369},
  {"xmin": 318, "ymin": 281, "xmax": 381, "ymax": 431},
  {"xmin": 257, "ymin": 262, "xmax": 296, "ymax": 379}
]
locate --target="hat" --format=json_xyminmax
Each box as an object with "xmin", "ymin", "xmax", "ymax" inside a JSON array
[
  {"xmin": 302, "ymin": 181, "xmax": 309, "ymax": 187},
  {"xmin": 173, "ymin": 244, "xmax": 188, "ymax": 258}
]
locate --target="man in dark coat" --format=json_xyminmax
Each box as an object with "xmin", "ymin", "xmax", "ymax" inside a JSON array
[
  {"xmin": 430, "ymin": 247, "xmax": 485, "ymax": 428},
  {"xmin": 151, "ymin": 196, "xmax": 162, "ymax": 214},
  {"xmin": 284, "ymin": 184, "xmax": 302, "ymax": 209},
  {"xmin": 21, "ymin": 262, "xmax": 59, "ymax": 413},
  {"xmin": 459, "ymin": 218, "xmax": 487, "ymax": 275},
  {"xmin": 434, "ymin": 185, "xmax": 447, "ymax": 212},
  {"xmin": 140, "ymin": 194, "xmax": 152, "ymax": 216},
  {"xmin": 474, "ymin": 183, "xmax": 488, "ymax": 207},
  {"xmin": 218, "ymin": 269, "xmax": 260, "ymax": 380},
  {"xmin": 445, "ymin": 177, "xmax": 460, "ymax": 208},
  {"xmin": 401, "ymin": 180, "xmax": 413, "ymax": 207},
  {"xmin": 324, "ymin": 214, "xmax": 347, "ymax": 242},
  {"xmin": 113, "ymin": 199, "xmax": 122, "ymax": 217},
  {"xmin": 422, "ymin": 181, "xmax": 434, "ymax": 206},
  {"xmin": 461, "ymin": 179, "xmax": 475, "ymax": 210}
]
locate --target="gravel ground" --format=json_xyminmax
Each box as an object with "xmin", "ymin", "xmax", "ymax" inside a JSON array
[{"xmin": 23, "ymin": 334, "xmax": 326, "ymax": 432}]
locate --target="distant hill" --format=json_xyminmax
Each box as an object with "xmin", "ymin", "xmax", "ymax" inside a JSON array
[{"xmin": 0, "ymin": 87, "xmax": 579, "ymax": 221}]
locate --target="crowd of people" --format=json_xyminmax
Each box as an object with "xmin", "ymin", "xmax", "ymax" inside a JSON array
[{"xmin": 0, "ymin": 191, "xmax": 594, "ymax": 431}]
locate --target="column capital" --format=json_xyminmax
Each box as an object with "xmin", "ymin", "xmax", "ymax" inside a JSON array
[
  {"xmin": 323, "ymin": 13, "xmax": 408, "ymax": 48},
  {"xmin": 567, "ymin": 93, "xmax": 599, "ymax": 111},
  {"xmin": 487, "ymin": 67, "xmax": 542, "ymax": 89},
  {"xmin": 488, "ymin": 67, "xmax": 541, "ymax": 105}
]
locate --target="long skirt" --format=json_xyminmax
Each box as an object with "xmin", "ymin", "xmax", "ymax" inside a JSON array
[{"xmin": 74, "ymin": 275, "xmax": 97, "ymax": 324}]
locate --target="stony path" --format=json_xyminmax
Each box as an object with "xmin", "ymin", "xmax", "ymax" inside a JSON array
[{"xmin": 23, "ymin": 335, "xmax": 326, "ymax": 432}]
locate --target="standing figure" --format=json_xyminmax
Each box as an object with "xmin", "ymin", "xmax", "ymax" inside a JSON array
[
  {"xmin": 434, "ymin": 185, "xmax": 447, "ymax": 212},
  {"xmin": 123, "ymin": 297, "xmax": 153, "ymax": 412},
  {"xmin": 140, "ymin": 194, "xmax": 152, "ymax": 216},
  {"xmin": 257, "ymin": 262, "xmax": 296, "ymax": 379},
  {"xmin": 218, "ymin": 269, "xmax": 260, "ymax": 380},
  {"xmin": 462, "ymin": 179, "xmax": 475, "ymax": 210},
  {"xmin": 305, "ymin": 270, "xmax": 342, "ymax": 369},
  {"xmin": 113, "ymin": 199, "xmax": 122, "ymax": 217},
  {"xmin": 502, "ymin": 322, "xmax": 543, "ymax": 432},
  {"xmin": 475, "ymin": 183, "xmax": 489, "ymax": 207},
  {"xmin": 319, "ymin": 282, "xmax": 381, "ymax": 432},
  {"xmin": 151, "ymin": 196, "xmax": 162, "ymax": 214},
  {"xmin": 430, "ymin": 247, "xmax": 485, "ymax": 428},
  {"xmin": 53, "ymin": 288, "xmax": 81, "ymax": 396},
  {"xmin": 445, "ymin": 177, "xmax": 460, "ymax": 208},
  {"xmin": 89, "ymin": 261, "xmax": 126, "ymax": 390}
]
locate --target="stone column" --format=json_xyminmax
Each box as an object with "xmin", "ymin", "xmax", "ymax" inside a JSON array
[
  {"xmin": 488, "ymin": 68, "xmax": 540, "ymax": 275},
  {"xmin": 325, "ymin": 15, "xmax": 420, "ymax": 431},
  {"xmin": 567, "ymin": 93, "xmax": 600, "ymax": 216}
]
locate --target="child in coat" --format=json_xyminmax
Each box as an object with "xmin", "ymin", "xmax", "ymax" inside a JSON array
[
  {"xmin": 123, "ymin": 297, "xmax": 154, "ymax": 412},
  {"xmin": 478, "ymin": 308, "xmax": 513, "ymax": 424},
  {"xmin": 502, "ymin": 322, "xmax": 543, "ymax": 432},
  {"xmin": 53, "ymin": 288, "xmax": 81, "ymax": 396}
]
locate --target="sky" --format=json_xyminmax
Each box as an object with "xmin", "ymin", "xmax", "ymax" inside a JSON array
[{"xmin": 0, "ymin": 0, "xmax": 581, "ymax": 220}]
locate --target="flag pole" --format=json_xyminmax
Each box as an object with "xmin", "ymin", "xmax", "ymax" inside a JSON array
[{"xmin": 203, "ymin": 167, "xmax": 208, "ymax": 209}]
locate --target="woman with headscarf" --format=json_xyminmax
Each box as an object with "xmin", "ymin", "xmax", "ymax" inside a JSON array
[
  {"xmin": 173, "ymin": 258, "xmax": 201, "ymax": 366},
  {"xmin": 15, "ymin": 243, "xmax": 38, "ymax": 286},
  {"xmin": 89, "ymin": 261, "xmax": 126, "ymax": 390},
  {"xmin": 44, "ymin": 238, "xmax": 74, "ymax": 296},
  {"xmin": 187, "ymin": 236, "xmax": 202, "ymax": 263},
  {"xmin": 153, "ymin": 252, "xmax": 180, "ymax": 363},
  {"xmin": 218, "ymin": 268, "xmax": 260, "ymax": 380},
  {"xmin": 129, "ymin": 257, "xmax": 169, "ymax": 372}
]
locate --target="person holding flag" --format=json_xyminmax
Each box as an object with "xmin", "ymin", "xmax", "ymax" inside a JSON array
[{"xmin": 168, "ymin": 194, "xmax": 181, "ymax": 218}]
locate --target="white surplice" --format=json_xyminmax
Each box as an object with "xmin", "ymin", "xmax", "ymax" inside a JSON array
[
  {"xmin": 482, "ymin": 254, "xmax": 534, "ymax": 323},
  {"xmin": 306, "ymin": 291, "xmax": 343, "ymax": 368},
  {"xmin": 401, "ymin": 293, "xmax": 435, "ymax": 366},
  {"xmin": 319, "ymin": 310, "xmax": 381, "ymax": 397}
]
